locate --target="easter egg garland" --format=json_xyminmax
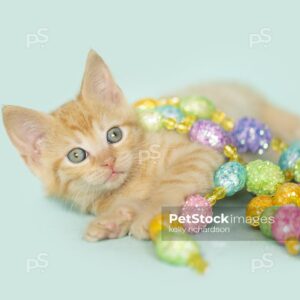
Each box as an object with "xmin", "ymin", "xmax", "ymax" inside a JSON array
[{"xmin": 133, "ymin": 95, "xmax": 300, "ymax": 273}]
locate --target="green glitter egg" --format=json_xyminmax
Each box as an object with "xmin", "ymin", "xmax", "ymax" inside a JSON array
[
  {"xmin": 294, "ymin": 159, "xmax": 300, "ymax": 183},
  {"xmin": 179, "ymin": 96, "xmax": 215, "ymax": 119},
  {"xmin": 154, "ymin": 231, "xmax": 199, "ymax": 266},
  {"xmin": 259, "ymin": 206, "xmax": 279, "ymax": 238},
  {"xmin": 138, "ymin": 110, "xmax": 162, "ymax": 131},
  {"xmin": 246, "ymin": 160, "xmax": 285, "ymax": 195}
]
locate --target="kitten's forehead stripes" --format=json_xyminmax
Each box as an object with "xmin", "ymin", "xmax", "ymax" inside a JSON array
[
  {"xmin": 52, "ymin": 101, "xmax": 94, "ymax": 134},
  {"xmin": 51, "ymin": 99, "xmax": 137, "ymax": 137}
]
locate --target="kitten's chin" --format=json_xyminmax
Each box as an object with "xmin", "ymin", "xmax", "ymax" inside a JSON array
[{"xmin": 103, "ymin": 172, "xmax": 127, "ymax": 190}]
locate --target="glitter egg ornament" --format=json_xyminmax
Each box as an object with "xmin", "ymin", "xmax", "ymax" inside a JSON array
[
  {"xmin": 138, "ymin": 110, "xmax": 162, "ymax": 131},
  {"xmin": 272, "ymin": 205, "xmax": 300, "ymax": 243},
  {"xmin": 246, "ymin": 160, "xmax": 285, "ymax": 195},
  {"xmin": 181, "ymin": 195, "xmax": 212, "ymax": 234},
  {"xmin": 154, "ymin": 231, "xmax": 208, "ymax": 273},
  {"xmin": 214, "ymin": 162, "xmax": 247, "ymax": 196},
  {"xmin": 272, "ymin": 205, "xmax": 300, "ymax": 255},
  {"xmin": 189, "ymin": 120, "xmax": 233, "ymax": 151},
  {"xmin": 156, "ymin": 105, "xmax": 184, "ymax": 122},
  {"xmin": 246, "ymin": 195, "xmax": 273, "ymax": 227},
  {"xmin": 179, "ymin": 96, "xmax": 215, "ymax": 119},
  {"xmin": 278, "ymin": 141, "xmax": 300, "ymax": 171},
  {"xmin": 231, "ymin": 117, "xmax": 272, "ymax": 155},
  {"xmin": 259, "ymin": 206, "xmax": 279, "ymax": 238},
  {"xmin": 291, "ymin": 208, "xmax": 300, "ymax": 238},
  {"xmin": 273, "ymin": 182, "xmax": 300, "ymax": 206}
]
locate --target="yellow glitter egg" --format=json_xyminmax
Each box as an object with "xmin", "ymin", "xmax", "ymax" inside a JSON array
[
  {"xmin": 149, "ymin": 214, "xmax": 183, "ymax": 241},
  {"xmin": 273, "ymin": 182, "xmax": 300, "ymax": 206},
  {"xmin": 246, "ymin": 195, "xmax": 273, "ymax": 227},
  {"xmin": 134, "ymin": 98, "xmax": 159, "ymax": 111}
]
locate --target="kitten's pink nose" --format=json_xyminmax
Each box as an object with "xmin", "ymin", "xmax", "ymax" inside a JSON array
[{"xmin": 102, "ymin": 157, "xmax": 116, "ymax": 170}]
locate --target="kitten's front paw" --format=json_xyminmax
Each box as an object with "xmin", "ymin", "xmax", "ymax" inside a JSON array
[
  {"xmin": 129, "ymin": 218, "xmax": 150, "ymax": 240},
  {"xmin": 84, "ymin": 220, "xmax": 122, "ymax": 242},
  {"xmin": 84, "ymin": 209, "xmax": 133, "ymax": 242}
]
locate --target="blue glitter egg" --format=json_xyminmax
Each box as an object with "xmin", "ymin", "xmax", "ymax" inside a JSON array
[
  {"xmin": 214, "ymin": 162, "xmax": 247, "ymax": 196},
  {"xmin": 279, "ymin": 141, "xmax": 300, "ymax": 170},
  {"xmin": 231, "ymin": 117, "xmax": 272, "ymax": 155},
  {"xmin": 156, "ymin": 105, "xmax": 184, "ymax": 122}
]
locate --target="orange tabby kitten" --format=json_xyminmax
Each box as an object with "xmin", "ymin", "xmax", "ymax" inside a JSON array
[{"xmin": 3, "ymin": 50, "xmax": 300, "ymax": 240}]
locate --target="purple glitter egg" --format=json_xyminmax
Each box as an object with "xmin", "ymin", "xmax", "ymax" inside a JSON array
[
  {"xmin": 189, "ymin": 120, "xmax": 233, "ymax": 151},
  {"xmin": 181, "ymin": 194, "xmax": 213, "ymax": 234},
  {"xmin": 231, "ymin": 117, "xmax": 272, "ymax": 155},
  {"xmin": 272, "ymin": 205, "xmax": 300, "ymax": 244}
]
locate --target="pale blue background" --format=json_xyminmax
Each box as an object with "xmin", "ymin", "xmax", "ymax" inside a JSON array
[{"xmin": 0, "ymin": 1, "xmax": 299, "ymax": 299}]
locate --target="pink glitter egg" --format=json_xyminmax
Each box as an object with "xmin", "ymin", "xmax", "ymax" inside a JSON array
[
  {"xmin": 189, "ymin": 120, "xmax": 232, "ymax": 151},
  {"xmin": 181, "ymin": 194, "xmax": 213, "ymax": 234},
  {"xmin": 290, "ymin": 207, "xmax": 300, "ymax": 238},
  {"xmin": 272, "ymin": 205, "xmax": 300, "ymax": 244}
]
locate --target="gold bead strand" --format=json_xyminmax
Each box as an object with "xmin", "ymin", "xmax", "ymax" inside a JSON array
[
  {"xmin": 211, "ymin": 111, "xmax": 235, "ymax": 131},
  {"xmin": 205, "ymin": 187, "xmax": 227, "ymax": 206},
  {"xmin": 223, "ymin": 144, "xmax": 244, "ymax": 164},
  {"xmin": 271, "ymin": 138, "xmax": 288, "ymax": 153}
]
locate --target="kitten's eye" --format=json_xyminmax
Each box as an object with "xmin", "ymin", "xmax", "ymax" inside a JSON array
[
  {"xmin": 107, "ymin": 127, "xmax": 123, "ymax": 144},
  {"xmin": 67, "ymin": 148, "xmax": 87, "ymax": 163}
]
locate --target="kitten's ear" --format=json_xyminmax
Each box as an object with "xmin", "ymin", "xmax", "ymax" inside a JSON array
[
  {"xmin": 80, "ymin": 49, "xmax": 124, "ymax": 104},
  {"xmin": 2, "ymin": 105, "xmax": 52, "ymax": 173}
]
